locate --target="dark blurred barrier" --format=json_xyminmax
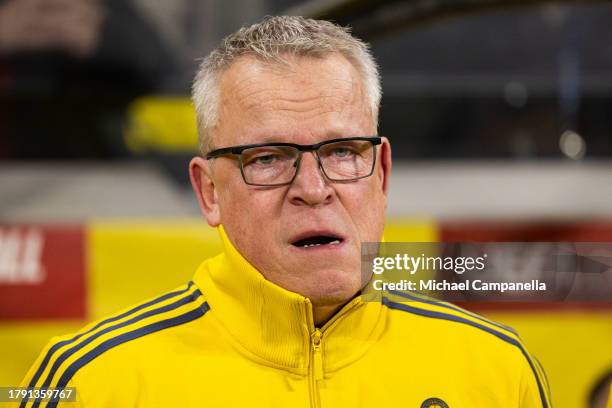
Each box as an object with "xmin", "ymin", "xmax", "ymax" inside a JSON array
[
  {"xmin": 288, "ymin": 0, "xmax": 612, "ymax": 37},
  {"xmin": 0, "ymin": 0, "xmax": 179, "ymax": 159}
]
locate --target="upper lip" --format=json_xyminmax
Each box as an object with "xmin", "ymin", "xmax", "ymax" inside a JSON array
[{"xmin": 289, "ymin": 230, "xmax": 346, "ymax": 246}]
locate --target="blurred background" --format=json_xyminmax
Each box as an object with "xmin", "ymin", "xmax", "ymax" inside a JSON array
[{"xmin": 1, "ymin": 0, "xmax": 611, "ymax": 407}]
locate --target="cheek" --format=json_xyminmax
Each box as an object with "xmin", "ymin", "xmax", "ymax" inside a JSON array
[
  {"xmin": 341, "ymin": 181, "xmax": 386, "ymax": 239},
  {"xmin": 367, "ymin": 178, "xmax": 388, "ymax": 226},
  {"xmin": 218, "ymin": 186, "xmax": 282, "ymax": 236},
  {"xmin": 358, "ymin": 201, "xmax": 386, "ymax": 238}
]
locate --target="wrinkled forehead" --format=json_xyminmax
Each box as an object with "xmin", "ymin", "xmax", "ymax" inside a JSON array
[
  {"xmin": 212, "ymin": 53, "xmax": 374, "ymax": 146},
  {"xmin": 221, "ymin": 53, "xmax": 359, "ymax": 95}
]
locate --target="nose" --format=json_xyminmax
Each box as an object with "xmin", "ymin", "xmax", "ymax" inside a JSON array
[{"xmin": 287, "ymin": 151, "xmax": 333, "ymax": 206}]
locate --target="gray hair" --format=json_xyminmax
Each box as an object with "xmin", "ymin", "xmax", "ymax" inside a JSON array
[{"xmin": 192, "ymin": 15, "xmax": 381, "ymax": 152}]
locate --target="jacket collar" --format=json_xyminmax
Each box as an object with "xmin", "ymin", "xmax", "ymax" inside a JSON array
[{"xmin": 193, "ymin": 225, "xmax": 386, "ymax": 375}]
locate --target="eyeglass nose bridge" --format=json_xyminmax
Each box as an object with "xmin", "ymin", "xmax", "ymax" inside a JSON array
[{"xmin": 291, "ymin": 148, "xmax": 326, "ymax": 180}]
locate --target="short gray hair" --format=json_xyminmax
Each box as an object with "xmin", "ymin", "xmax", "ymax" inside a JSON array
[{"xmin": 192, "ymin": 15, "xmax": 381, "ymax": 152}]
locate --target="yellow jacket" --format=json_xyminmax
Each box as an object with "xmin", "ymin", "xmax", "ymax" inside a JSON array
[{"xmin": 19, "ymin": 227, "xmax": 551, "ymax": 407}]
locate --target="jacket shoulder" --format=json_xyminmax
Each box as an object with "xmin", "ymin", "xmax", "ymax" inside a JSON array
[
  {"xmin": 382, "ymin": 289, "xmax": 519, "ymax": 338},
  {"xmin": 19, "ymin": 281, "xmax": 209, "ymax": 401},
  {"xmin": 381, "ymin": 290, "xmax": 551, "ymax": 407}
]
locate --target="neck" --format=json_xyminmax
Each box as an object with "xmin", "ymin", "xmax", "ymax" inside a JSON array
[
  {"xmin": 312, "ymin": 292, "xmax": 361, "ymax": 326},
  {"xmin": 313, "ymin": 303, "xmax": 343, "ymax": 327}
]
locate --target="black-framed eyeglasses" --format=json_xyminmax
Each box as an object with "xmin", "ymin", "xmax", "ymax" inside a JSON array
[{"xmin": 204, "ymin": 136, "xmax": 382, "ymax": 186}]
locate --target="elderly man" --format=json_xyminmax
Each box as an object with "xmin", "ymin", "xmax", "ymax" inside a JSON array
[{"xmin": 19, "ymin": 16, "xmax": 550, "ymax": 408}]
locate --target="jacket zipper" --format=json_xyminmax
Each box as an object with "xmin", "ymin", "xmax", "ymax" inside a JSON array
[
  {"xmin": 311, "ymin": 329, "xmax": 324, "ymax": 380},
  {"xmin": 309, "ymin": 328, "xmax": 323, "ymax": 408},
  {"xmin": 307, "ymin": 297, "xmax": 361, "ymax": 408}
]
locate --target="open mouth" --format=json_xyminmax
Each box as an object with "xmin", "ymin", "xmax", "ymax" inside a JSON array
[{"xmin": 291, "ymin": 235, "xmax": 344, "ymax": 249}]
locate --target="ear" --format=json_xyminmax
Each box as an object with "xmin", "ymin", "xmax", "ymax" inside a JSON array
[
  {"xmin": 377, "ymin": 137, "xmax": 392, "ymax": 197},
  {"xmin": 189, "ymin": 157, "xmax": 221, "ymax": 227}
]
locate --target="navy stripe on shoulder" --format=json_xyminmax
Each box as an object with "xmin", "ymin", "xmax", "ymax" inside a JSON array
[
  {"xmin": 386, "ymin": 289, "xmax": 518, "ymax": 336},
  {"xmin": 45, "ymin": 302, "xmax": 210, "ymax": 408},
  {"xmin": 24, "ymin": 284, "xmax": 200, "ymax": 408},
  {"xmin": 382, "ymin": 297, "xmax": 548, "ymax": 408},
  {"xmin": 22, "ymin": 281, "xmax": 194, "ymax": 408},
  {"xmin": 31, "ymin": 290, "xmax": 202, "ymax": 408},
  {"xmin": 534, "ymin": 356, "xmax": 551, "ymax": 394}
]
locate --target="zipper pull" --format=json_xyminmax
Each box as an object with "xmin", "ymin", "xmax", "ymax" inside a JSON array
[{"xmin": 311, "ymin": 329, "xmax": 324, "ymax": 381}]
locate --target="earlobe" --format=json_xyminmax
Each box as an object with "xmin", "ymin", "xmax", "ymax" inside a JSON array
[{"xmin": 189, "ymin": 157, "xmax": 221, "ymax": 227}]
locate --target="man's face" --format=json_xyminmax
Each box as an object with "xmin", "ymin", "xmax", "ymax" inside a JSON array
[{"xmin": 190, "ymin": 53, "xmax": 391, "ymax": 306}]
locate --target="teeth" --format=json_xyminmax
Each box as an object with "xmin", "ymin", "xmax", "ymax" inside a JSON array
[{"xmin": 301, "ymin": 240, "xmax": 341, "ymax": 248}]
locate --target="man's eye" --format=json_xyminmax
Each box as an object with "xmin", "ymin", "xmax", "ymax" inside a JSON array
[
  {"xmin": 248, "ymin": 154, "xmax": 278, "ymax": 165},
  {"xmin": 256, "ymin": 155, "xmax": 276, "ymax": 164},
  {"xmin": 331, "ymin": 147, "xmax": 355, "ymax": 157}
]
